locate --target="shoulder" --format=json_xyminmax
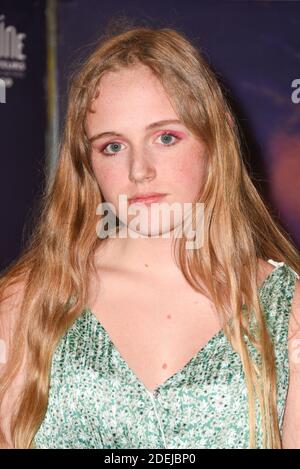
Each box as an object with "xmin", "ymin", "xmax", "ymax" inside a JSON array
[
  {"xmin": 0, "ymin": 278, "xmax": 28, "ymax": 447},
  {"xmin": 256, "ymin": 258, "xmax": 277, "ymax": 287},
  {"xmin": 288, "ymin": 278, "xmax": 300, "ymax": 365},
  {"xmin": 257, "ymin": 259, "xmax": 300, "ymax": 448},
  {"xmin": 0, "ymin": 276, "xmax": 27, "ymax": 308},
  {"xmin": 0, "ymin": 279, "xmax": 26, "ymax": 326},
  {"xmin": 255, "ymin": 257, "xmax": 300, "ymax": 361},
  {"xmin": 285, "ymin": 275, "xmax": 300, "ymax": 375},
  {"xmin": 281, "ymin": 277, "xmax": 300, "ymax": 448},
  {"xmin": 0, "ymin": 278, "xmax": 27, "ymax": 364}
]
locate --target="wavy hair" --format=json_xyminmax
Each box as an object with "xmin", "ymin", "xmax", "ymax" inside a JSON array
[{"xmin": 0, "ymin": 24, "xmax": 300, "ymax": 449}]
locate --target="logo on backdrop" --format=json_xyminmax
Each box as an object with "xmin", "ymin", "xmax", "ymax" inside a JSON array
[{"xmin": 0, "ymin": 14, "xmax": 27, "ymax": 93}]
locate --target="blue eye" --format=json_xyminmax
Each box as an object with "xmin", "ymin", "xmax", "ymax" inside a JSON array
[
  {"xmin": 157, "ymin": 132, "xmax": 180, "ymax": 146},
  {"xmin": 101, "ymin": 142, "xmax": 125, "ymax": 157},
  {"xmin": 99, "ymin": 132, "xmax": 180, "ymax": 157}
]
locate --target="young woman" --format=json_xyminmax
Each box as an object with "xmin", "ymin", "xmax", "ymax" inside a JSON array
[{"xmin": 0, "ymin": 26, "xmax": 300, "ymax": 450}]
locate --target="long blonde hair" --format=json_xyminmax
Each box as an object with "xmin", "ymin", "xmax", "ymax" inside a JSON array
[{"xmin": 0, "ymin": 24, "xmax": 299, "ymax": 449}]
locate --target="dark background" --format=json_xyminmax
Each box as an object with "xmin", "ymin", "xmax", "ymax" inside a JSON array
[
  {"xmin": 0, "ymin": 0, "xmax": 299, "ymax": 272},
  {"xmin": 0, "ymin": 0, "xmax": 47, "ymax": 271}
]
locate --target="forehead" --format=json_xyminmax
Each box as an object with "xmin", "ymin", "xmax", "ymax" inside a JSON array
[{"xmin": 86, "ymin": 65, "xmax": 178, "ymax": 134}]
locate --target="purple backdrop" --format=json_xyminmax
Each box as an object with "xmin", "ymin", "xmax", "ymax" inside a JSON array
[
  {"xmin": 1, "ymin": 0, "xmax": 299, "ymax": 271},
  {"xmin": 56, "ymin": 0, "xmax": 300, "ymax": 251}
]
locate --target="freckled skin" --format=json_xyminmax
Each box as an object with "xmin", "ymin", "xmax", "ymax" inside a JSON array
[
  {"xmin": 166, "ymin": 314, "xmax": 172, "ymax": 319},
  {"xmin": 86, "ymin": 64, "xmax": 206, "ymax": 238}
]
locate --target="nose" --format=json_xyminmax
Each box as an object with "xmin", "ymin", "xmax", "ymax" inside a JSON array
[{"xmin": 128, "ymin": 153, "xmax": 156, "ymax": 184}]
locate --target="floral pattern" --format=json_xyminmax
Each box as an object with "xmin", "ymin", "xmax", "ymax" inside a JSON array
[{"xmin": 33, "ymin": 260, "xmax": 298, "ymax": 448}]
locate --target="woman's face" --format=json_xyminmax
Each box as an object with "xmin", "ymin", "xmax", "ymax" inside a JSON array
[{"xmin": 86, "ymin": 64, "xmax": 206, "ymax": 238}]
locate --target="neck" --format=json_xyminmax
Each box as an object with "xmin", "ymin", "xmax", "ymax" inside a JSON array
[{"xmin": 95, "ymin": 224, "xmax": 184, "ymax": 280}]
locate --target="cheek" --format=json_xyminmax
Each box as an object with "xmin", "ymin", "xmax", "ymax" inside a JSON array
[
  {"xmin": 170, "ymin": 153, "xmax": 205, "ymax": 191},
  {"xmin": 92, "ymin": 163, "xmax": 125, "ymax": 201}
]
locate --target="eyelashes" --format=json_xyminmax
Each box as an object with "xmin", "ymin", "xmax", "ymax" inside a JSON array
[
  {"xmin": 98, "ymin": 132, "xmax": 182, "ymax": 157},
  {"xmin": 100, "ymin": 142, "xmax": 126, "ymax": 157}
]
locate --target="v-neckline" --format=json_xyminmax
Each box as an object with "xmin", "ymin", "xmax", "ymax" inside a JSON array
[
  {"xmin": 85, "ymin": 306, "xmax": 226, "ymax": 396},
  {"xmin": 84, "ymin": 261, "xmax": 287, "ymax": 396}
]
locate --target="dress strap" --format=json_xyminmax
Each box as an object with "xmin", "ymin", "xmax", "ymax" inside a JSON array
[
  {"xmin": 262, "ymin": 258, "xmax": 299, "ymax": 429},
  {"xmin": 267, "ymin": 259, "xmax": 284, "ymax": 268},
  {"xmin": 259, "ymin": 260, "xmax": 298, "ymax": 343},
  {"xmin": 267, "ymin": 258, "xmax": 300, "ymax": 280}
]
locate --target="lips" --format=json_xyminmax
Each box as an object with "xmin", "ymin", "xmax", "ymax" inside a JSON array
[{"xmin": 128, "ymin": 193, "xmax": 167, "ymax": 205}]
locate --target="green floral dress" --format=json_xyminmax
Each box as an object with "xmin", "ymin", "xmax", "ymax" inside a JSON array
[{"xmin": 33, "ymin": 259, "xmax": 299, "ymax": 449}]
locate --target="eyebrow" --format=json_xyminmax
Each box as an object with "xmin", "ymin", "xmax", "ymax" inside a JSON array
[{"xmin": 88, "ymin": 119, "xmax": 183, "ymax": 143}]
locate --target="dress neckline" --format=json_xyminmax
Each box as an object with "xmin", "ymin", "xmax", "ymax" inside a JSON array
[{"xmin": 84, "ymin": 260, "xmax": 288, "ymax": 396}]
